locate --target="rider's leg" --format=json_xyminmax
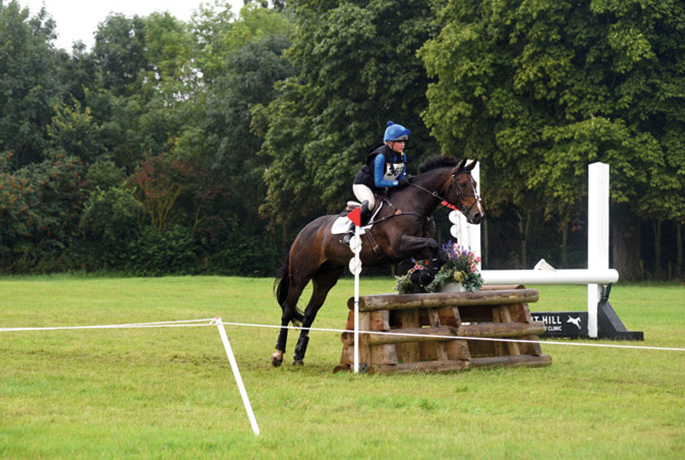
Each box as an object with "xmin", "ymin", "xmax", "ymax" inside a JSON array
[
  {"xmin": 352, "ymin": 184, "xmax": 376, "ymax": 212},
  {"xmin": 341, "ymin": 185, "xmax": 375, "ymax": 247}
]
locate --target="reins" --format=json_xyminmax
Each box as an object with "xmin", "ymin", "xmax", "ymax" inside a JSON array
[
  {"xmin": 370, "ymin": 166, "xmax": 481, "ymax": 225},
  {"xmin": 358, "ymin": 164, "xmax": 480, "ymax": 261}
]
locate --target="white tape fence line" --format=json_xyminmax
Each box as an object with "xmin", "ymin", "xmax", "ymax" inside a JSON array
[
  {"xmin": 3, "ymin": 318, "xmax": 683, "ymax": 353},
  {"xmin": 1, "ymin": 317, "xmax": 261, "ymax": 436}
]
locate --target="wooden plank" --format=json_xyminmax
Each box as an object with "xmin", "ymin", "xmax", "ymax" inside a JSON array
[
  {"xmin": 457, "ymin": 322, "xmax": 546, "ymax": 338},
  {"xmin": 479, "ymin": 285, "xmax": 525, "ymax": 291},
  {"xmin": 348, "ymin": 289, "xmax": 539, "ymax": 312},
  {"xmin": 428, "ymin": 308, "xmax": 449, "ymax": 362},
  {"xmin": 447, "ymin": 339, "xmax": 470, "ymax": 361},
  {"xmin": 469, "ymin": 354, "xmax": 553, "ymax": 369},
  {"xmin": 438, "ymin": 306, "xmax": 460, "ymax": 327},
  {"xmin": 499, "ymin": 306, "xmax": 521, "ymax": 356},
  {"xmin": 369, "ymin": 310, "xmax": 390, "ymax": 331},
  {"xmin": 339, "ymin": 331, "xmax": 354, "ymax": 367},
  {"xmin": 368, "ymin": 310, "xmax": 396, "ymax": 365},
  {"xmin": 396, "ymin": 309, "xmax": 420, "ymax": 363},
  {"xmin": 358, "ymin": 311, "xmax": 371, "ymax": 364},
  {"xmin": 491, "ymin": 307, "xmax": 504, "ymax": 356},
  {"xmin": 367, "ymin": 326, "xmax": 457, "ymax": 345},
  {"xmin": 370, "ymin": 360, "xmax": 468, "ymax": 374}
]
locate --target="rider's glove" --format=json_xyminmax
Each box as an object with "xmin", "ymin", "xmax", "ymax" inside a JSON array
[{"xmin": 397, "ymin": 178, "xmax": 410, "ymax": 187}]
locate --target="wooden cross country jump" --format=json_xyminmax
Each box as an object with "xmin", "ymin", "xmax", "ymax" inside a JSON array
[{"xmin": 335, "ymin": 286, "xmax": 552, "ymax": 374}]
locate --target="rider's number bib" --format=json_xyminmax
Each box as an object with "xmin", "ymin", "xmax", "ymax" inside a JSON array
[{"xmin": 383, "ymin": 162, "xmax": 405, "ymax": 182}]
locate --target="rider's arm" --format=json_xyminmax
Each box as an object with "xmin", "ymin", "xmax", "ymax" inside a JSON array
[{"xmin": 373, "ymin": 153, "xmax": 398, "ymax": 188}]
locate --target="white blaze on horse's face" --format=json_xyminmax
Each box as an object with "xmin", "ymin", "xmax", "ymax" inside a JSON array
[{"xmin": 453, "ymin": 160, "xmax": 485, "ymax": 225}]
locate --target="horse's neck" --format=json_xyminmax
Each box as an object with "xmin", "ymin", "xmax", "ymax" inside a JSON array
[{"xmin": 394, "ymin": 168, "xmax": 449, "ymax": 215}]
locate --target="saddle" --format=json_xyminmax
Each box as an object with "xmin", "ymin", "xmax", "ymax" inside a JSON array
[{"xmin": 331, "ymin": 199, "xmax": 383, "ymax": 235}]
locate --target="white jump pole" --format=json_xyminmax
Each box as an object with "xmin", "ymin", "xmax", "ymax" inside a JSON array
[
  {"xmin": 481, "ymin": 269, "xmax": 618, "ymax": 285},
  {"xmin": 587, "ymin": 162, "xmax": 610, "ymax": 338}
]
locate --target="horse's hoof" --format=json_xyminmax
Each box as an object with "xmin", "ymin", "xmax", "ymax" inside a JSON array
[
  {"xmin": 271, "ymin": 354, "xmax": 283, "ymax": 367},
  {"xmin": 292, "ymin": 359, "xmax": 304, "ymax": 366}
]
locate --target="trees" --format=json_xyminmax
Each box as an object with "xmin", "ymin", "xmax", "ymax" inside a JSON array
[
  {"xmin": 0, "ymin": 151, "xmax": 84, "ymax": 271},
  {"xmin": 198, "ymin": 3, "xmax": 295, "ymax": 233},
  {"xmin": 0, "ymin": 0, "xmax": 680, "ymax": 278},
  {"xmin": 256, "ymin": 0, "xmax": 440, "ymax": 232},
  {"xmin": 420, "ymin": 0, "xmax": 684, "ymax": 276},
  {"xmin": 0, "ymin": 1, "xmax": 64, "ymax": 166}
]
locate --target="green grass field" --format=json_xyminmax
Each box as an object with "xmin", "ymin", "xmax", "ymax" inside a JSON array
[{"xmin": 1, "ymin": 276, "xmax": 683, "ymax": 459}]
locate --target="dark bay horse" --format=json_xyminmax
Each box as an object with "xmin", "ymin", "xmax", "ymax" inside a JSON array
[{"xmin": 271, "ymin": 156, "xmax": 485, "ymax": 366}]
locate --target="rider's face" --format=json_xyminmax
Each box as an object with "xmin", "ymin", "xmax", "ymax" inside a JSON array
[{"xmin": 389, "ymin": 140, "xmax": 406, "ymax": 153}]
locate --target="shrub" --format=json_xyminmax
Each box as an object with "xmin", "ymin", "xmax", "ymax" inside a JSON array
[{"xmin": 127, "ymin": 225, "xmax": 199, "ymax": 276}]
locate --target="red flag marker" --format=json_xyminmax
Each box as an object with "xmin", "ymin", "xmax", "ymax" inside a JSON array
[{"xmin": 347, "ymin": 207, "xmax": 362, "ymax": 227}]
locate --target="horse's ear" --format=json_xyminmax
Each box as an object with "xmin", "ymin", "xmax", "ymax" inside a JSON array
[
  {"xmin": 456, "ymin": 158, "xmax": 467, "ymax": 171},
  {"xmin": 465, "ymin": 159, "xmax": 478, "ymax": 171}
]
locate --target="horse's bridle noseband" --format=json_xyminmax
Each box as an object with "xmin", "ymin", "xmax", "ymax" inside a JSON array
[{"xmin": 410, "ymin": 168, "xmax": 482, "ymax": 216}]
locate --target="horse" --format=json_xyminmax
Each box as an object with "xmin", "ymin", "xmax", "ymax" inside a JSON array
[{"xmin": 271, "ymin": 156, "xmax": 485, "ymax": 367}]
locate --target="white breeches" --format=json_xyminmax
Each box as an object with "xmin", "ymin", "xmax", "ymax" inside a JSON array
[{"xmin": 352, "ymin": 184, "xmax": 376, "ymax": 210}]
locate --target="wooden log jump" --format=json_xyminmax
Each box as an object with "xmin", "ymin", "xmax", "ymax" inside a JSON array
[{"xmin": 335, "ymin": 286, "xmax": 552, "ymax": 374}]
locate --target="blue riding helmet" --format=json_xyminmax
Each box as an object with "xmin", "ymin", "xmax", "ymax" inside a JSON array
[{"xmin": 383, "ymin": 121, "xmax": 411, "ymax": 142}]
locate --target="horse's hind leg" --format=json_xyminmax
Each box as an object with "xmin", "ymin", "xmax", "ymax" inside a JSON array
[
  {"xmin": 272, "ymin": 282, "xmax": 307, "ymax": 367},
  {"xmin": 293, "ymin": 264, "xmax": 344, "ymax": 365},
  {"xmin": 271, "ymin": 318, "xmax": 289, "ymax": 367}
]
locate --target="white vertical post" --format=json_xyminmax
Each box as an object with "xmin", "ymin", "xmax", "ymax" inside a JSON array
[
  {"xmin": 468, "ymin": 162, "xmax": 482, "ymax": 269},
  {"xmin": 587, "ymin": 163, "xmax": 610, "ymax": 338},
  {"xmin": 449, "ymin": 161, "xmax": 482, "ymax": 269},
  {"xmin": 215, "ymin": 318, "xmax": 260, "ymax": 436},
  {"xmin": 352, "ymin": 225, "xmax": 362, "ymax": 374}
]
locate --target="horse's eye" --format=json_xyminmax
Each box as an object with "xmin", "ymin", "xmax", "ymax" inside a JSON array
[{"xmin": 459, "ymin": 181, "xmax": 468, "ymax": 188}]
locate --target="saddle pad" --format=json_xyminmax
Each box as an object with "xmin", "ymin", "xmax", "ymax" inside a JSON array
[
  {"xmin": 331, "ymin": 217, "xmax": 369, "ymax": 235},
  {"xmin": 331, "ymin": 202, "xmax": 383, "ymax": 235}
]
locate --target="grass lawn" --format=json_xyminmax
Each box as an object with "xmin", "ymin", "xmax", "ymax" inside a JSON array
[{"xmin": 0, "ymin": 276, "xmax": 683, "ymax": 459}]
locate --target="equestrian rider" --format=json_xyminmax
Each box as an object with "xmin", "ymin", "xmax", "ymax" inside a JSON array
[{"xmin": 340, "ymin": 121, "xmax": 412, "ymax": 247}]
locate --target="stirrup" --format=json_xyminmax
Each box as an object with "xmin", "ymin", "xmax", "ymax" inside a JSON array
[{"xmin": 340, "ymin": 232, "xmax": 353, "ymax": 247}]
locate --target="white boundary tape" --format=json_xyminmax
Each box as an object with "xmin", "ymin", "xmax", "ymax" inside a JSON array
[
  {"xmin": 0, "ymin": 318, "xmax": 216, "ymax": 332},
  {"xmin": 218, "ymin": 321, "xmax": 685, "ymax": 352},
  {"xmin": 2, "ymin": 319, "xmax": 682, "ymax": 352},
  {"xmin": 1, "ymin": 317, "xmax": 261, "ymax": 436},
  {"xmin": 2, "ymin": 316, "xmax": 683, "ymax": 435}
]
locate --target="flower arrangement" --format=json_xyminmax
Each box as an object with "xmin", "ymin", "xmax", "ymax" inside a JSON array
[
  {"xmin": 394, "ymin": 260, "xmax": 428, "ymax": 294},
  {"xmin": 395, "ymin": 241, "xmax": 483, "ymax": 294}
]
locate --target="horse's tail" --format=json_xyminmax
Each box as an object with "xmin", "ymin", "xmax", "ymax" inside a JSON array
[{"xmin": 274, "ymin": 253, "xmax": 304, "ymax": 327}]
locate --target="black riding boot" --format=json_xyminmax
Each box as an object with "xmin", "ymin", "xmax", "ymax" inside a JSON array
[{"xmin": 340, "ymin": 200, "xmax": 371, "ymax": 247}]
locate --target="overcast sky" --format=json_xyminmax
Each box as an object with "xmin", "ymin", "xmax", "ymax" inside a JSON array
[{"xmin": 19, "ymin": 0, "xmax": 245, "ymax": 51}]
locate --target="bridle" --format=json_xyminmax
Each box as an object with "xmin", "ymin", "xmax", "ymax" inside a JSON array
[{"xmin": 409, "ymin": 167, "xmax": 482, "ymax": 216}]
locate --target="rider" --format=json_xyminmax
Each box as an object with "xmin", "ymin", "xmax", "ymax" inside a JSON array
[{"xmin": 340, "ymin": 121, "xmax": 412, "ymax": 247}]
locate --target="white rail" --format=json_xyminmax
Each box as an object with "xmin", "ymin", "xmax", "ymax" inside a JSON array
[{"xmin": 481, "ymin": 269, "xmax": 619, "ymax": 285}]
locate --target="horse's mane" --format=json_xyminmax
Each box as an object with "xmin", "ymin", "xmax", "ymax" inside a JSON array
[{"xmin": 417, "ymin": 155, "xmax": 460, "ymax": 174}]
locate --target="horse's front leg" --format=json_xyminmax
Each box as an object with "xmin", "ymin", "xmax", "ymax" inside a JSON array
[
  {"xmin": 397, "ymin": 235, "xmax": 447, "ymax": 285},
  {"xmin": 397, "ymin": 234, "xmax": 438, "ymax": 259}
]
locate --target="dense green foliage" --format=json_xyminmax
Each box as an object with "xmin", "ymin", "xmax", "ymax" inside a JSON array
[
  {"xmin": 419, "ymin": 0, "xmax": 684, "ymax": 275},
  {"xmin": 0, "ymin": 1, "xmax": 293, "ymax": 275},
  {"xmin": 256, "ymin": 0, "xmax": 440, "ymax": 230},
  {"xmin": 0, "ymin": 0, "xmax": 682, "ymax": 279}
]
